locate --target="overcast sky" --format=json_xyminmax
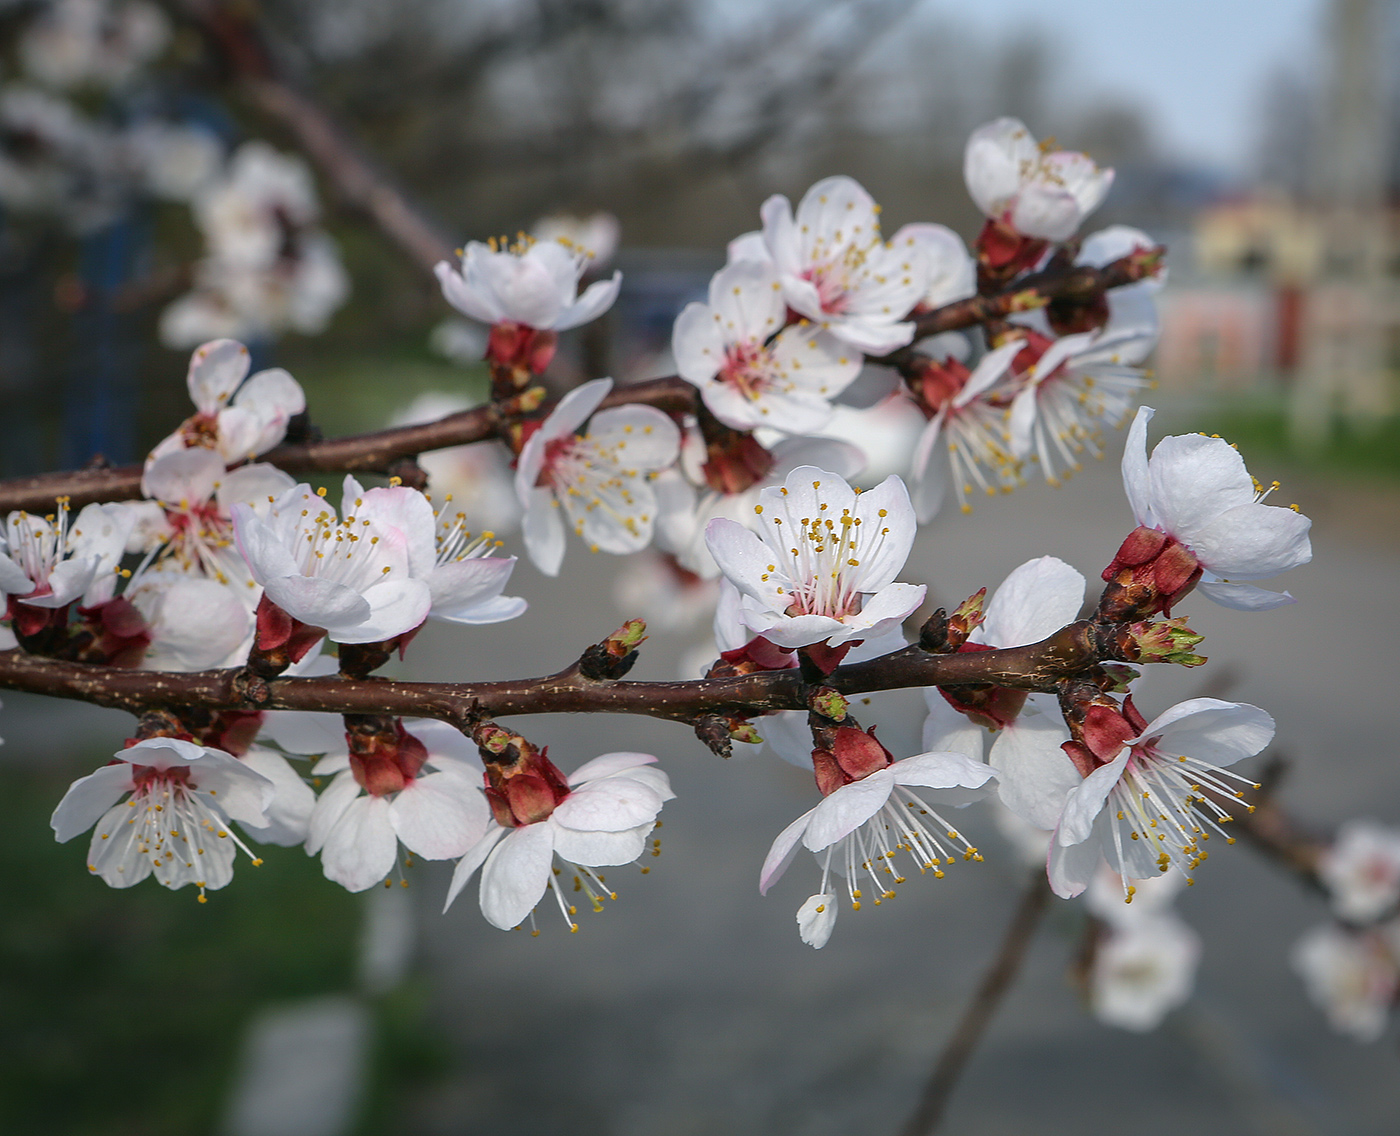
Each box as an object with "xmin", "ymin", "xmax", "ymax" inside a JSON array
[{"xmin": 949, "ymin": 0, "xmax": 1325, "ymax": 172}]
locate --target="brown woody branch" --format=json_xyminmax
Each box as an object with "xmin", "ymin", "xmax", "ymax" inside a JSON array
[
  {"xmin": 0, "ymin": 252, "xmax": 1160, "ymax": 515},
  {"xmin": 0, "ymin": 621, "xmax": 1105, "ymax": 728}
]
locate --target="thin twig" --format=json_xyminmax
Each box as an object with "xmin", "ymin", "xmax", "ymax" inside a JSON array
[
  {"xmin": 0, "ymin": 254, "xmax": 1161, "ymax": 514},
  {"xmin": 899, "ymin": 871, "xmax": 1053, "ymax": 1136}
]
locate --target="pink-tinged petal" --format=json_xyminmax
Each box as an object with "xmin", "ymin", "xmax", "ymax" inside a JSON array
[
  {"xmin": 192, "ymin": 751, "xmax": 274, "ymax": 826},
  {"xmin": 321, "ymin": 795, "xmax": 398, "ymax": 892},
  {"xmin": 1048, "ymin": 812, "xmax": 1107, "ymax": 898},
  {"xmin": 231, "ymin": 503, "xmax": 299, "ymax": 583},
  {"xmin": 557, "ymin": 271, "xmax": 622, "ymax": 331},
  {"xmin": 890, "ymin": 752, "xmax": 996, "ymax": 803},
  {"xmin": 139, "ymin": 577, "xmax": 252, "ymax": 672},
  {"xmin": 797, "ymin": 892, "xmax": 838, "ymax": 948},
  {"xmin": 478, "ymin": 821, "xmax": 556, "ymax": 929},
  {"xmin": 357, "ymin": 486, "xmax": 437, "ymax": 576},
  {"xmin": 964, "ymin": 117, "xmax": 1039, "ymax": 218},
  {"xmin": 1011, "ymin": 184, "xmax": 1082, "ymax": 241},
  {"xmin": 587, "ymin": 405, "xmax": 681, "ymax": 469},
  {"xmin": 141, "ymin": 447, "xmax": 224, "ymax": 505},
  {"xmin": 704, "ymin": 518, "xmax": 789, "ymax": 609},
  {"xmin": 1134, "ymin": 698, "xmax": 1275, "ymax": 769},
  {"xmin": 566, "ymin": 751, "xmax": 657, "ymax": 786},
  {"xmin": 552, "ymin": 777, "xmax": 664, "ymax": 833},
  {"xmin": 1185, "ymin": 502, "xmax": 1311, "ymax": 579},
  {"xmin": 235, "ymin": 368, "xmax": 305, "ymax": 453},
  {"xmin": 750, "ymin": 608, "xmax": 847, "ymax": 650},
  {"xmin": 215, "ymin": 405, "xmax": 265, "ymax": 462},
  {"xmin": 760, "ymin": 808, "xmax": 817, "ymax": 894},
  {"xmin": 443, "ymin": 825, "xmax": 506, "ymax": 911},
  {"xmin": 521, "ymin": 487, "xmax": 566, "ymax": 577},
  {"xmin": 802, "ymin": 769, "xmax": 895, "ymax": 852},
  {"xmin": 1194, "ymin": 579, "xmax": 1297, "ymax": 611},
  {"xmin": 921, "ymin": 695, "xmax": 984, "ymax": 762},
  {"xmin": 1147, "ymin": 433, "xmax": 1255, "ymax": 544},
  {"xmin": 542, "ymin": 377, "xmax": 614, "ymax": 442},
  {"xmin": 981, "ymin": 556, "xmax": 1086, "ymax": 649},
  {"xmin": 795, "ymin": 176, "xmax": 880, "ymax": 258},
  {"xmin": 263, "ymin": 574, "xmax": 372, "ymax": 633},
  {"xmin": 336, "ymin": 578, "xmax": 431, "ymax": 644},
  {"xmin": 389, "ymin": 770, "xmax": 490, "ymax": 859},
  {"xmin": 778, "ymin": 274, "xmax": 827, "ymax": 324},
  {"xmin": 186, "ymin": 338, "xmax": 250, "ymax": 414},
  {"xmin": 1121, "ymin": 407, "xmax": 1154, "ymax": 527},
  {"xmin": 51, "ymin": 763, "xmax": 136, "ymax": 842},
  {"xmin": 988, "ymin": 712, "xmax": 1082, "ymax": 831},
  {"xmin": 1058, "ymin": 750, "xmax": 1130, "ymax": 846},
  {"xmin": 552, "ymin": 821, "xmax": 651, "ymax": 867},
  {"xmin": 673, "ymin": 300, "xmax": 726, "ymax": 384},
  {"xmin": 305, "ymin": 769, "xmax": 361, "ymax": 854},
  {"xmin": 235, "ymin": 748, "xmax": 315, "ymax": 846},
  {"xmin": 435, "ymin": 260, "xmax": 503, "ymax": 324}
]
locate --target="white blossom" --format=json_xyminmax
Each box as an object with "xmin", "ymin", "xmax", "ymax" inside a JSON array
[
  {"xmin": 531, "ymin": 212, "xmax": 621, "ymax": 267},
  {"xmin": 1090, "ymin": 913, "xmax": 1201, "ymax": 1031},
  {"xmin": 672, "ymin": 259, "xmax": 861, "ymax": 432},
  {"xmin": 759, "ymin": 749, "xmax": 994, "ymax": 948},
  {"xmin": 1293, "ymin": 921, "xmax": 1400, "ymax": 1042},
  {"xmin": 515, "ymin": 378, "xmax": 680, "ymax": 576},
  {"xmin": 51, "ymin": 737, "xmax": 274, "ymax": 898},
  {"xmin": 1319, "ymin": 820, "xmax": 1400, "ymax": 924},
  {"xmin": 445, "ymin": 751, "xmax": 673, "ymax": 932},
  {"xmin": 1122, "ymin": 407, "xmax": 1313, "ymax": 610},
  {"xmin": 435, "ymin": 235, "xmax": 621, "ymax": 331},
  {"xmin": 0, "ymin": 500, "xmax": 134, "ymax": 614},
  {"xmin": 964, "ymin": 117, "xmax": 1113, "ymax": 241},
  {"xmin": 705, "ymin": 465, "xmax": 924, "ymax": 649},
  {"xmin": 751, "ymin": 175, "xmax": 930, "ymax": 355}
]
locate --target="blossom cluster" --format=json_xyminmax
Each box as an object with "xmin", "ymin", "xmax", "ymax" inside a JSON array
[{"xmin": 3, "ymin": 103, "xmax": 1371, "ymax": 1055}]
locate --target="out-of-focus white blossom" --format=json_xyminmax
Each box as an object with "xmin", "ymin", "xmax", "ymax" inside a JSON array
[
  {"xmin": 436, "ymin": 235, "xmax": 621, "ymax": 332},
  {"xmin": 1320, "ymin": 820, "xmax": 1400, "ymax": 924},
  {"xmin": 964, "ymin": 118, "xmax": 1113, "ymax": 242},
  {"xmin": 532, "ymin": 211, "xmax": 620, "ymax": 267},
  {"xmin": 1293, "ymin": 920, "xmax": 1400, "ymax": 1042},
  {"xmin": 19, "ymin": 0, "xmax": 170, "ymax": 91}
]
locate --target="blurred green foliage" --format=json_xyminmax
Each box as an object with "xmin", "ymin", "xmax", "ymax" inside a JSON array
[
  {"xmin": 0, "ymin": 749, "xmax": 439, "ymax": 1135},
  {"xmin": 1201, "ymin": 393, "xmax": 1400, "ymax": 481}
]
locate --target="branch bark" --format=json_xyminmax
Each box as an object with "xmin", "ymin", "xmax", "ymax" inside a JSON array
[
  {"xmin": 0, "ymin": 252, "xmax": 1160, "ymax": 515},
  {"xmin": 0, "ymin": 622, "xmax": 1103, "ymax": 728}
]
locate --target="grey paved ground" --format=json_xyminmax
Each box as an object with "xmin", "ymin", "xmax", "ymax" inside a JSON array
[{"xmin": 398, "ymin": 410, "xmax": 1400, "ymax": 1136}]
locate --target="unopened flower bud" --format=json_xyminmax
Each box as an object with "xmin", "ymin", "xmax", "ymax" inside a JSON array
[
  {"xmin": 1117, "ymin": 619, "xmax": 1206, "ymax": 667},
  {"xmin": 947, "ymin": 588, "xmax": 987, "ymax": 648},
  {"xmin": 729, "ymin": 721, "xmax": 763, "ymax": 745},
  {"xmin": 579, "ymin": 619, "xmax": 648, "ymax": 680},
  {"xmin": 809, "ymin": 687, "xmax": 849, "ymax": 723}
]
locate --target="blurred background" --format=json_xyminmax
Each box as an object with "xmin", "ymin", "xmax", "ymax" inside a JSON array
[{"xmin": 2, "ymin": 0, "xmax": 1398, "ymax": 1133}]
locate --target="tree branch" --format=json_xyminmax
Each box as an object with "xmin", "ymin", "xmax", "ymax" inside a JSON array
[
  {"xmin": 899, "ymin": 870, "xmax": 1053, "ymax": 1136},
  {"xmin": 0, "ymin": 253, "xmax": 1160, "ymax": 515},
  {"xmin": 0, "ymin": 622, "xmax": 1104, "ymax": 729}
]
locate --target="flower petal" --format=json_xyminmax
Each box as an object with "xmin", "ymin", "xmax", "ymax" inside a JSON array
[
  {"xmin": 321, "ymin": 795, "xmax": 398, "ymax": 892},
  {"xmin": 801, "ymin": 769, "xmax": 895, "ymax": 852},
  {"xmin": 389, "ymin": 770, "xmax": 490, "ymax": 860},
  {"xmin": 979, "ymin": 556, "xmax": 1086, "ymax": 648},
  {"xmin": 759, "ymin": 807, "xmax": 816, "ymax": 894},
  {"xmin": 51, "ymin": 763, "xmax": 136, "ymax": 842},
  {"xmin": 1134, "ymin": 698, "xmax": 1275, "ymax": 769},
  {"xmin": 551, "ymin": 777, "xmax": 664, "ymax": 833},
  {"xmin": 551, "ymin": 822, "xmax": 651, "ymax": 866},
  {"xmin": 478, "ymin": 821, "xmax": 556, "ymax": 929},
  {"xmin": 443, "ymin": 825, "xmax": 505, "ymax": 912}
]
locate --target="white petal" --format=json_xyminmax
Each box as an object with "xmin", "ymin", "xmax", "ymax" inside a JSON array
[
  {"xmin": 1057, "ymin": 751, "xmax": 1130, "ymax": 846},
  {"xmin": 1147, "ymin": 433, "xmax": 1255, "ymax": 545},
  {"xmin": 988, "ymin": 713, "xmax": 1082, "ymax": 831},
  {"xmin": 980, "ymin": 556, "xmax": 1086, "ymax": 648},
  {"xmin": 760, "ymin": 808, "xmax": 816, "ymax": 894},
  {"xmin": 443, "ymin": 825, "xmax": 505, "ymax": 912},
  {"xmin": 797, "ymin": 893, "xmax": 838, "ymax": 949},
  {"xmin": 332, "ymin": 578, "xmax": 431, "ymax": 644},
  {"xmin": 51, "ymin": 764, "xmax": 135, "ymax": 842},
  {"xmin": 321, "ymin": 796, "xmax": 398, "ymax": 892},
  {"xmin": 263, "ymin": 574, "xmax": 372, "ymax": 633},
  {"xmin": 566, "ymin": 751, "xmax": 657, "ymax": 786},
  {"xmin": 921, "ymin": 695, "xmax": 984, "ymax": 762},
  {"xmin": 88, "ymin": 801, "xmax": 153, "ymax": 889},
  {"xmin": 801, "ymin": 769, "xmax": 895, "ymax": 852},
  {"xmin": 1121, "ymin": 407, "xmax": 1154, "ymax": 527},
  {"xmin": 890, "ymin": 751, "xmax": 996, "ymax": 802},
  {"xmin": 306, "ymin": 769, "xmax": 362, "ymax": 854},
  {"xmin": 389, "ymin": 771, "xmax": 490, "ymax": 859},
  {"xmin": 235, "ymin": 749, "xmax": 315, "ymax": 846},
  {"xmin": 552, "ymin": 822, "xmax": 651, "ymax": 866},
  {"xmin": 1194, "ymin": 579, "xmax": 1297, "ymax": 611},
  {"xmin": 551, "ymin": 778, "xmax": 664, "ymax": 833},
  {"xmin": 479, "ymin": 822, "xmax": 556, "ymax": 930},
  {"xmin": 521, "ymin": 487, "xmax": 566, "ymax": 576},
  {"xmin": 1047, "ymin": 812, "xmax": 1108, "ymax": 898},
  {"xmin": 1134, "ymin": 698, "xmax": 1275, "ymax": 769},
  {"xmin": 1186, "ymin": 502, "xmax": 1311, "ymax": 579},
  {"xmin": 556, "ymin": 271, "xmax": 622, "ymax": 330},
  {"xmin": 186, "ymin": 338, "xmax": 250, "ymax": 414}
]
